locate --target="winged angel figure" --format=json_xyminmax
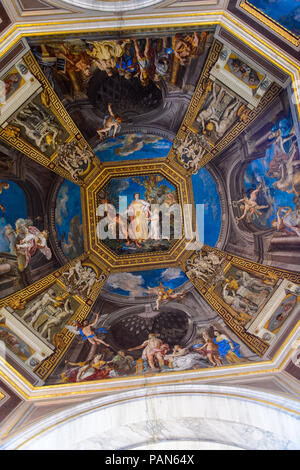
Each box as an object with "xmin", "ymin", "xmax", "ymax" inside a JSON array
[{"xmin": 65, "ymin": 313, "xmax": 110, "ymax": 348}]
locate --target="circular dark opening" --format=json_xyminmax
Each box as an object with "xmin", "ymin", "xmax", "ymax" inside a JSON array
[
  {"xmin": 88, "ymin": 69, "xmax": 162, "ymax": 118},
  {"xmin": 109, "ymin": 309, "xmax": 189, "ymax": 352}
]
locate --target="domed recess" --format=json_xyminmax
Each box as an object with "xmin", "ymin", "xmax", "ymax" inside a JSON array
[
  {"xmin": 109, "ymin": 308, "xmax": 190, "ymax": 351},
  {"xmin": 88, "ymin": 69, "xmax": 162, "ymax": 118}
]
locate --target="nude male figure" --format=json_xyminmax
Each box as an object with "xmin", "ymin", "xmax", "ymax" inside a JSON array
[
  {"xmin": 209, "ymin": 99, "xmax": 240, "ymax": 138},
  {"xmin": 77, "ymin": 313, "xmax": 110, "ymax": 348},
  {"xmin": 97, "ymin": 103, "xmax": 122, "ymax": 141},
  {"xmin": 22, "ymin": 289, "xmax": 57, "ymax": 326},
  {"xmin": 273, "ymin": 144, "xmax": 300, "ymax": 193},
  {"xmin": 196, "ymin": 82, "xmax": 224, "ymax": 130},
  {"xmin": 127, "ymin": 333, "xmax": 169, "ymax": 370},
  {"xmin": 63, "ymin": 260, "xmax": 82, "ymax": 281},
  {"xmin": 40, "ymin": 303, "xmax": 72, "ymax": 343},
  {"xmin": 234, "ymin": 183, "xmax": 268, "ymax": 222}
]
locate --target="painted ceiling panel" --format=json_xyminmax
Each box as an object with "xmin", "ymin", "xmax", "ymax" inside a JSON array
[
  {"xmin": 246, "ymin": 0, "xmax": 300, "ymax": 37},
  {"xmin": 0, "ymin": 18, "xmax": 298, "ymax": 403}
]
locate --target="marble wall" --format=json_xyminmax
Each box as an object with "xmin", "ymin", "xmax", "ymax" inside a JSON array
[{"xmin": 2, "ymin": 384, "xmax": 299, "ymax": 450}]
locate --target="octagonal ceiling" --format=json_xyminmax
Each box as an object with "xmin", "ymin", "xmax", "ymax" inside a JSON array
[{"xmin": 0, "ymin": 5, "xmax": 298, "ymax": 415}]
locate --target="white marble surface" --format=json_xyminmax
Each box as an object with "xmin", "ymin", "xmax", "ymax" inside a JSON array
[
  {"xmin": 55, "ymin": 0, "xmax": 165, "ymax": 12},
  {"xmin": 132, "ymin": 440, "xmax": 241, "ymax": 450},
  {"xmin": 1, "ymin": 384, "xmax": 300, "ymax": 450}
]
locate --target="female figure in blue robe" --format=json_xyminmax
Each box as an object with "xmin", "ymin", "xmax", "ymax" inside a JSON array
[{"xmin": 213, "ymin": 328, "xmax": 246, "ymax": 364}]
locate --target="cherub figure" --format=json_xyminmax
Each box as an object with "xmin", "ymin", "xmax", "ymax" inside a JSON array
[
  {"xmin": 173, "ymin": 133, "xmax": 194, "ymax": 156},
  {"xmin": 173, "ymin": 133, "xmax": 206, "ymax": 173},
  {"xmin": 63, "ymin": 260, "xmax": 82, "ymax": 282},
  {"xmin": 62, "ymin": 261, "xmax": 97, "ymax": 297},
  {"xmin": 194, "ymin": 330, "xmax": 223, "ymax": 367},
  {"xmin": 56, "ymin": 141, "xmax": 92, "ymax": 181},
  {"xmin": 173, "ymin": 32, "xmax": 207, "ymax": 66},
  {"xmin": 186, "ymin": 251, "xmax": 219, "ymax": 282},
  {"xmin": 147, "ymin": 283, "xmax": 186, "ymax": 310},
  {"xmin": 234, "ymin": 183, "xmax": 269, "ymax": 223},
  {"xmin": 85, "ymin": 272, "xmax": 97, "ymax": 297},
  {"xmin": 96, "ymin": 103, "xmax": 122, "ymax": 141}
]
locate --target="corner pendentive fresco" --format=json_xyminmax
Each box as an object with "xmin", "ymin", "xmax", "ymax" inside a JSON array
[
  {"xmin": 46, "ymin": 269, "xmax": 255, "ymax": 385},
  {"xmin": 231, "ymin": 89, "xmax": 300, "ymax": 263},
  {"xmin": 32, "ymin": 33, "xmax": 213, "ymax": 105},
  {"xmin": 242, "ymin": 113, "xmax": 299, "ymax": 229},
  {"xmin": 0, "ymin": 178, "xmax": 53, "ymax": 300}
]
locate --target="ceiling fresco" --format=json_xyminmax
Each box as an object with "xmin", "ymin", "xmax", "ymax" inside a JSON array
[
  {"xmin": 97, "ymin": 174, "xmax": 178, "ymax": 255},
  {"xmin": 103, "ymin": 268, "xmax": 189, "ymax": 297},
  {"xmin": 94, "ymin": 134, "xmax": 172, "ymax": 163},
  {"xmin": 47, "ymin": 280, "xmax": 259, "ymax": 385},
  {"xmin": 55, "ymin": 179, "xmax": 84, "ymax": 260},
  {"xmin": 244, "ymin": 0, "xmax": 300, "ymax": 37},
  {"xmin": 0, "ymin": 21, "xmax": 299, "ymax": 399},
  {"xmin": 242, "ymin": 112, "xmax": 299, "ymax": 230},
  {"xmin": 31, "ymin": 32, "xmax": 212, "ymax": 109},
  {"xmin": 191, "ymin": 168, "xmax": 221, "ymax": 247}
]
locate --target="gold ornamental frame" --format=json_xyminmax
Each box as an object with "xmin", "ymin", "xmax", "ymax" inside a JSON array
[{"xmin": 240, "ymin": 1, "xmax": 300, "ymax": 47}]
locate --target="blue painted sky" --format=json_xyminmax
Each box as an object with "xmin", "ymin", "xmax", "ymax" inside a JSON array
[
  {"xmin": 0, "ymin": 181, "xmax": 27, "ymax": 253},
  {"xmin": 95, "ymin": 133, "xmax": 172, "ymax": 163},
  {"xmin": 191, "ymin": 168, "xmax": 222, "ymax": 247},
  {"xmin": 104, "ymin": 267, "xmax": 189, "ymax": 297},
  {"xmin": 55, "ymin": 180, "xmax": 83, "ymax": 259},
  {"xmin": 107, "ymin": 176, "xmax": 175, "ymax": 211},
  {"xmin": 244, "ymin": 114, "xmax": 297, "ymax": 229},
  {"xmin": 248, "ymin": 0, "xmax": 300, "ymax": 36}
]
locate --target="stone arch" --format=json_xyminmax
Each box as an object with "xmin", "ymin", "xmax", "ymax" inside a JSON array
[{"xmin": 2, "ymin": 384, "xmax": 299, "ymax": 450}]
